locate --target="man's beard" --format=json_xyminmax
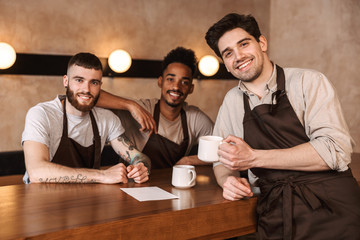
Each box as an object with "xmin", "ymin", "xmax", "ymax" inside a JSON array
[
  {"xmin": 164, "ymin": 90, "xmax": 184, "ymax": 108},
  {"xmin": 238, "ymin": 68, "xmax": 262, "ymax": 83},
  {"xmin": 233, "ymin": 56, "xmax": 263, "ymax": 83},
  {"xmin": 66, "ymin": 86, "xmax": 99, "ymax": 112},
  {"xmin": 164, "ymin": 99, "xmax": 181, "ymax": 108}
]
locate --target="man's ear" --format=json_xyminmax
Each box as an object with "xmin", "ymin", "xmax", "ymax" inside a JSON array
[
  {"xmin": 157, "ymin": 76, "xmax": 163, "ymax": 88},
  {"xmin": 63, "ymin": 75, "xmax": 68, "ymax": 88},
  {"xmin": 259, "ymin": 35, "xmax": 268, "ymax": 52},
  {"xmin": 189, "ymin": 83, "xmax": 194, "ymax": 94}
]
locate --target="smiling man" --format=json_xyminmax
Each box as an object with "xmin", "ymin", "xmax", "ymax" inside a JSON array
[
  {"xmin": 205, "ymin": 13, "xmax": 360, "ymax": 239},
  {"xmin": 22, "ymin": 52, "xmax": 150, "ymax": 184},
  {"xmin": 98, "ymin": 47, "xmax": 213, "ymax": 169}
]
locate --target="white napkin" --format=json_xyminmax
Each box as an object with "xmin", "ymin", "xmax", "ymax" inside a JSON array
[{"xmin": 120, "ymin": 186, "xmax": 179, "ymax": 202}]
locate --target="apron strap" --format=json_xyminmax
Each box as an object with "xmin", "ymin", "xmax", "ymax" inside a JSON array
[
  {"xmin": 61, "ymin": 97, "xmax": 101, "ymax": 169},
  {"xmin": 61, "ymin": 96, "xmax": 69, "ymax": 138},
  {"xmin": 153, "ymin": 101, "xmax": 161, "ymax": 128},
  {"xmin": 89, "ymin": 111, "xmax": 101, "ymax": 169},
  {"xmin": 153, "ymin": 100, "xmax": 189, "ymax": 140}
]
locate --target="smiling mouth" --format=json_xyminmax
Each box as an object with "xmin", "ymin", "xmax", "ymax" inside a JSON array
[
  {"xmin": 77, "ymin": 94, "xmax": 93, "ymax": 101},
  {"xmin": 167, "ymin": 90, "xmax": 183, "ymax": 98},
  {"xmin": 170, "ymin": 92, "xmax": 180, "ymax": 97},
  {"xmin": 236, "ymin": 59, "xmax": 252, "ymax": 70}
]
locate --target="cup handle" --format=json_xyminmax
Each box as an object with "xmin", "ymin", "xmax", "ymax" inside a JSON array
[{"xmin": 188, "ymin": 169, "xmax": 196, "ymax": 186}]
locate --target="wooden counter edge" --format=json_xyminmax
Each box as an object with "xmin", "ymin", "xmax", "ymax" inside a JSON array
[{"xmin": 21, "ymin": 198, "xmax": 258, "ymax": 240}]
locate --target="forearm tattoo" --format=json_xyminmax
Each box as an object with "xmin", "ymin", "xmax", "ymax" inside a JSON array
[
  {"xmin": 38, "ymin": 174, "xmax": 97, "ymax": 183},
  {"xmin": 116, "ymin": 133, "xmax": 151, "ymax": 170},
  {"xmin": 116, "ymin": 134, "xmax": 137, "ymax": 163},
  {"xmin": 117, "ymin": 134, "xmax": 135, "ymax": 151},
  {"xmin": 130, "ymin": 154, "xmax": 142, "ymax": 165}
]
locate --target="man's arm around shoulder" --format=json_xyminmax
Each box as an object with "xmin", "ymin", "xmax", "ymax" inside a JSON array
[{"xmin": 97, "ymin": 90, "xmax": 157, "ymax": 134}]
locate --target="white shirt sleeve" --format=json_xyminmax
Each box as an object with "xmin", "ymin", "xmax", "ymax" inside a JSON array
[{"xmin": 22, "ymin": 105, "xmax": 52, "ymax": 147}]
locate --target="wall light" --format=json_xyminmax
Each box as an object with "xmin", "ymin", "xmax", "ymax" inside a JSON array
[
  {"xmin": 0, "ymin": 42, "xmax": 16, "ymax": 69},
  {"xmin": 108, "ymin": 49, "xmax": 132, "ymax": 73},
  {"xmin": 198, "ymin": 55, "xmax": 219, "ymax": 77}
]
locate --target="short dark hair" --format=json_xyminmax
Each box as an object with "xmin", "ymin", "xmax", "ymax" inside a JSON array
[
  {"xmin": 67, "ymin": 52, "xmax": 103, "ymax": 72},
  {"xmin": 161, "ymin": 47, "xmax": 197, "ymax": 76},
  {"xmin": 205, "ymin": 13, "xmax": 262, "ymax": 57}
]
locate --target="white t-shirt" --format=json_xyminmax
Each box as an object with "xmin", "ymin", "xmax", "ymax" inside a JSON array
[{"xmin": 22, "ymin": 95, "xmax": 125, "ymax": 182}]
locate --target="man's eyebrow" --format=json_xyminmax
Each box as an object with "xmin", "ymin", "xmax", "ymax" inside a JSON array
[
  {"xmin": 165, "ymin": 73, "xmax": 190, "ymax": 81},
  {"xmin": 220, "ymin": 37, "xmax": 252, "ymax": 57},
  {"xmin": 221, "ymin": 47, "xmax": 231, "ymax": 57},
  {"xmin": 72, "ymin": 75, "xmax": 85, "ymax": 79},
  {"xmin": 71, "ymin": 76, "xmax": 101, "ymax": 83}
]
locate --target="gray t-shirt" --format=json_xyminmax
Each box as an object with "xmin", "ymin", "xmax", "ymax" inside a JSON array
[
  {"xmin": 22, "ymin": 95, "xmax": 125, "ymax": 183},
  {"xmin": 113, "ymin": 98, "xmax": 214, "ymax": 156}
]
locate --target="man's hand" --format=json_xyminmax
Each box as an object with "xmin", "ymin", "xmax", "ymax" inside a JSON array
[
  {"xmin": 222, "ymin": 176, "xmax": 253, "ymax": 200},
  {"xmin": 102, "ymin": 163, "xmax": 129, "ymax": 184},
  {"xmin": 127, "ymin": 162, "xmax": 149, "ymax": 183},
  {"xmin": 128, "ymin": 102, "xmax": 157, "ymax": 135},
  {"xmin": 218, "ymin": 135, "xmax": 256, "ymax": 171},
  {"xmin": 111, "ymin": 133, "xmax": 151, "ymax": 183}
]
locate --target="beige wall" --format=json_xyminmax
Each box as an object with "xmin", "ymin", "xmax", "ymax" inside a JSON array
[
  {"xmin": 0, "ymin": 0, "xmax": 359, "ymax": 153},
  {"xmin": 268, "ymin": 0, "xmax": 360, "ymax": 152},
  {"xmin": 0, "ymin": 0, "xmax": 269, "ymax": 151}
]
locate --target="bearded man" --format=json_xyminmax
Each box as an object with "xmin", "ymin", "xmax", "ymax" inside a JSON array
[{"xmin": 22, "ymin": 52, "xmax": 151, "ymax": 184}]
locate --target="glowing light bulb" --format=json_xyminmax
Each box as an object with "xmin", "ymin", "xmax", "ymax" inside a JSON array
[
  {"xmin": 0, "ymin": 42, "xmax": 16, "ymax": 69},
  {"xmin": 108, "ymin": 49, "xmax": 132, "ymax": 73},
  {"xmin": 198, "ymin": 55, "xmax": 219, "ymax": 77}
]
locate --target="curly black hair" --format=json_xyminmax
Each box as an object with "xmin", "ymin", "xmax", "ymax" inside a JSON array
[{"xmin": 161, "ymin": 47, "xmax": 197, "ymax": 76}]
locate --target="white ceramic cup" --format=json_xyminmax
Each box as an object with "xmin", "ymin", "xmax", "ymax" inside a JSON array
[
  {"xmin": 198, "ymin": 135, "xmax": 223, "ymax": 162},
  {"xmin": 172, "ymin": 165, "xmax": 197, "ymax": 189}
]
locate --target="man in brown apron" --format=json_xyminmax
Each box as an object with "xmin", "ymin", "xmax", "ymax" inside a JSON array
[
  {"xmin": 97, "ymin": 47, "xmax": 214, "ymax": 169},
  {"xmin": 22, "ymin": 53, "xmax": 151, "ymax": 184},
  {"xmin": 205, "ymin": 14, "xmax": 360, "ymax": 239}
]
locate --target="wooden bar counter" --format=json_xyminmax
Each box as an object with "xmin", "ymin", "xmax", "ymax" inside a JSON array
[{"xmin": 0, "ymin": 166, "xmax": 257, "ymax": 240}]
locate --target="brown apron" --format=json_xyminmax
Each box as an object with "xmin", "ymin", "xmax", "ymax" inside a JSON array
[
  {"xmin": 142, "ymin": 101, "xmax": 189, "ymax": 169},
  {"xmin": 52, "ymin": 97, "xmax": 101, "ymax": 169},
  {"xmin": 243, "ymin": 65, "xmax": 360, "ymax": 240}
]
